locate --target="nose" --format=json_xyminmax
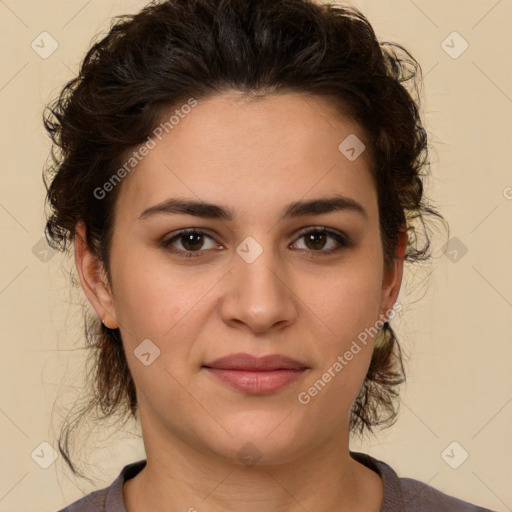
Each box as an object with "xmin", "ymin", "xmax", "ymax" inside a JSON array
[{"xmin": 220, "ymin": 246, "xmax": 298, "ymax": 334}]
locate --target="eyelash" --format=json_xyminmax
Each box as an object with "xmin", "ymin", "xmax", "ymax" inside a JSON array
[{"xmin": 160, "ymin": 227, "xmax": 352, "ymax": 258}]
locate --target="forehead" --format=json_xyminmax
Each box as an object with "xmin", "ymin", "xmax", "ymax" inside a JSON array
[{"xmin": 114, "ymin": 91, "xmax": 377, "ymax": 222}]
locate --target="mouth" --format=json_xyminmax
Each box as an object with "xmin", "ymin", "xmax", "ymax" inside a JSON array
[{"xmin": 202, "ymin": 353, "xmax": 309, "ymax": 394}]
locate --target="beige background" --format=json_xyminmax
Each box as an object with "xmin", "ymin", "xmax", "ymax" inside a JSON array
[{"xmin": 0, "ymin": 0, "xmax": 511, "ymax": 510}]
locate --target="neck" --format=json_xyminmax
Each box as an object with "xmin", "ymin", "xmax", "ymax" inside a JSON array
[{"xmin": 123, "ymin": 419, "xmax": 383, "ymax": 512}]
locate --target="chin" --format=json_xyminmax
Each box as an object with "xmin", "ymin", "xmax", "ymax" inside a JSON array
[{"xmin": 212, "ymin": 412, "xmax": 314, "ymax": 467}]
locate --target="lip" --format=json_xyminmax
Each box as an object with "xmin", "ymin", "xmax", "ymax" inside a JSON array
[
  {"xmin": 202, "ymin": 353, "xmax": 309, "ymax": 395},
  {"xmin": 203, "ymin": 352, "xmax": 308, "ymax": 371}
]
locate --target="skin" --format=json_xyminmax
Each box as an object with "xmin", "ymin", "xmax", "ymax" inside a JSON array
[{"xmin": 75, "ymin": 91, "xmax": 407, "ymax": 512}]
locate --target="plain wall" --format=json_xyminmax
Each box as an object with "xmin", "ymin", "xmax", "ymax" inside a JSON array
[{"xmin": 0, "ymin": 0, "xmax": 511, "ymax": 510}]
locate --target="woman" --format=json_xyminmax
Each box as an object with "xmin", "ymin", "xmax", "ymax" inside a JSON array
[{"xmin": 43, "ymin": 0, "xmax": 494, "ymax": 510}]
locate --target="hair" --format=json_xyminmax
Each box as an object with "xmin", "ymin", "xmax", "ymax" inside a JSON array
[{"xmin": 43, "ymin": 0, "xmax": 446, "ymax": 479}]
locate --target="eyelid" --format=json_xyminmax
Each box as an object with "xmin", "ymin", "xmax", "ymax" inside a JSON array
[
  {"xmin": 161, "ymin": 226, "xmax": 351, "ymax": 257},
  {"xmin": 161, "ymin": 228, "xmax": 221, "ymax": 256},
  {"xmin": 293, "ymin": 225, "xmax": 347, "ymax": 239},
  {"xmin": 290, "ymin": 226, "xmax": 352, "ymax": 252}
]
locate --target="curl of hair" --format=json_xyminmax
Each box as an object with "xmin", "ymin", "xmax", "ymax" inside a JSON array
[{"xmin": 43, "ymin": 0, "xmax": 447, "ymax": 477}]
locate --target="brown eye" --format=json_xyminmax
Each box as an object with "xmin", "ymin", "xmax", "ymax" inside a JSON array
[
  {"xmin": 161, "ymin": 229, "xmax": 219, "ymax": 258},
  {"xmin": 180, "ymin": 232, "xmax": 205, "ymax": 251},
  {"xmin": 304, "ymin": 231, "xmax": 328, "ymax": 250},
  {"xmin": 292, "ymin": 227, "xmax": 351, "ymax": 255}
]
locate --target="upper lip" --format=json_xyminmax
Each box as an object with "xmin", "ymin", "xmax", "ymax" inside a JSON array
[{"xmin": 203, "ymin": 352, "xmax": 308, "ymax": 371}]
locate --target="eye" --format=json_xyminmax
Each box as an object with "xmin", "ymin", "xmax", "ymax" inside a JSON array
[
  {"xmin": 290, "ymin": 227, "xmax": 351, "ymax": 255},
  {"xmin": 161, "ymin": 226, "xmax": 351, "ymax": 259},
  {"xmin": 161, "ymin": 229, "xmax": 221, "ymax": 258}
]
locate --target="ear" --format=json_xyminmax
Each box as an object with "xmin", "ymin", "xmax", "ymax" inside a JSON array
[
  {"xmin": 74, "ymin": 221, "xmax": 119, "ymax": 329},
  {"xmin": 379, "ymin": 228, "xmax": 407, "ymax": 321}
]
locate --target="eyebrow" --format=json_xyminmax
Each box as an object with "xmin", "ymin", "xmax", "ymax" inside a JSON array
[{"xmin": 138, "ymin": 194, "xmax": 368, "ymax": 222}]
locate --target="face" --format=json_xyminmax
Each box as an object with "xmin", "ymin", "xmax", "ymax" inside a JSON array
[{"xmin": 77, "ymin": 91, "xmax": 404, "ymax": 466}]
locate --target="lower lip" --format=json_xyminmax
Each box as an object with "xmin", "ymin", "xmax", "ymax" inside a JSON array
[{"xmin": 203, "ymin": 368, "xmax": 307, "ymax": 394}]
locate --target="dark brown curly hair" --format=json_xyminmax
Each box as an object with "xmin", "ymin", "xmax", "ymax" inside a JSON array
[{"xmin": 43, "ymin": 0, "xmax": 446, "ymax": 480}]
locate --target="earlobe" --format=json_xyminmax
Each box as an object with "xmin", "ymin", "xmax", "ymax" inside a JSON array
[{"xmin": 74, "ymin": 221, "xmax": 119, "ymax": 329}]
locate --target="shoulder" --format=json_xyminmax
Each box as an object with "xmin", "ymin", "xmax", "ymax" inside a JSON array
[
  {"xmin": 56, "ymin": 486, "xmax": 109, "ymax": 512},
  {"xmin": 56, "ymin": 460, "xmax": 147, "ymax": 512},
  {"xmin": 350, "ymin": 451, "xmax": 495, "ymax": 512},
  {"xmin": 399, "ymin": 476, "xmax": 494, "ymax": 512}
]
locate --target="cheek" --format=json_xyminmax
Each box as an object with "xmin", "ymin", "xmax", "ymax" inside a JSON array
[
  {"xmin": 295, "ymin": 255, "xmax": 383, "ymax": 403},
  {"xmin": 109, "ymin": 246, "xmax": 214, "ymax": 340},
  {"xmin": 296, "ymin": 288, "xmax": 379, "ymax": 426},
  {"xmin": 305, "ymin": 257, "xmax": 384, "ymax": 347},
  {"xmin": 112, "ymin": 259, "xmax": 209, "ymax": 407},
  {"xmin": 108, "ymin": 249, "xmax": 227, "ymax": 398}
]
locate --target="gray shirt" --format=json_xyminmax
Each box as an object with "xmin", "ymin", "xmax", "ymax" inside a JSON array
[{"xmin": 57, "ymin": 451, "xmax": 495, "ymax": 511}]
